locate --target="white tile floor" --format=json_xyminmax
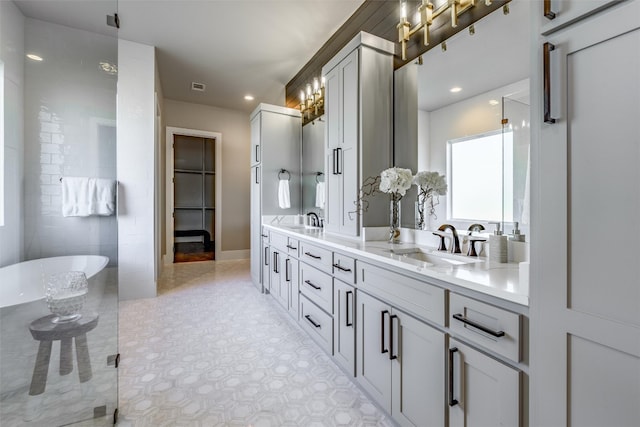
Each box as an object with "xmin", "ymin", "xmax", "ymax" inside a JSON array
[{"xmin": 117, "ymin": 259, "xmax": 394, "ymax": 427}]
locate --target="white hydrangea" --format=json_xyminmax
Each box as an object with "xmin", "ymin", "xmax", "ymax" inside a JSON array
[
  {"xmin": 379, "ymin": 167, "xmax": 413, "ymax": 197},
  {"xmin": 413, "ymin": 171, "xmax": 447, "ymax": 196}
]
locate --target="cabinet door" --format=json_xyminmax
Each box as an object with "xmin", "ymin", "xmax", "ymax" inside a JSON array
[
  {"xmin": 271, "ymin": 250, "xmax": 287, "ymax": 308},
  {"xmin": 334, "ymin": 280, "xmax": 356, "ymax": 376},
  {"xmin": 285, "ymin": 256, "xmax": 299, "ymax": 320},
  {"xmin": 250, "ymin": 112, "xmax": 260, "ymax": 166},
  {"xmin": 250, "ymin": 166, "xmax": 261, "ymax": 289},
  {"xmin": 324, "ymin": 149, "xmax": 341, "ymax": 234},
  {"xmin": 356, "ymin": 291, "xmax": 392, "ymax": 413},
  {"xmin": 449, "ymin": 338, "xmax": 520, "ymax": 427},
  {"xmin": 534, "ymin": 3, "xmax": 640, "ymax": 426},
  {"xmin": 341, "ymin": 49, "xmax": 358, "ymax": 152},
  {"xmin": 325, "ymin": 64, "xmax": 341, "ymax": 150},
  {"xmin": 340, "ymin": 144, "xmax": 358, "ymax": 236},
  {"xmin": 539, "ymin": 0, "xmax": 621, "ymax": 35},
  {"xmin": 391, "ymin": 309, "xmax": 445, "ymax": 427},
  {"xmin": 262, "ymin": 244, "xmax": 270, "ymax": 293}
]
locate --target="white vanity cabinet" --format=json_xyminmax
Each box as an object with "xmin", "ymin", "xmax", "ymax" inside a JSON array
[
  {"xmin": 357, "ymin": 291, "xmax": 445, "ymax": 427},
  {"xmin": 249, "ymin": 104, "xmax": 301, "ymax": 292},
  {"xmin": 322, "ymin": 32, "xmax": 394, "ymax": 236},
  {"xmin": 269, "ymin": 231, "xmax": 299, "ymax": 320},
  {"xmin": 448, "ymin": 338, "xmax": 521, "ymax": 427},
  {"xmin": 533, "ymin": 2, "xmax": 640, "ymax": 425}
]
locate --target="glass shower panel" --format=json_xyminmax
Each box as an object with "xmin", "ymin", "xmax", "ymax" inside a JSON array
[
  {"xmin": 0, "ymin": 1, "xmax": 119, "ymax": 425},
  {"xmin": 502, "ymin": 96, "xmax": 531, "ymax": 237}
]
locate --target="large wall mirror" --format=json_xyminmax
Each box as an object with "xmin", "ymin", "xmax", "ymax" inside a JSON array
[{"xmin": 394, "ymin": 0, "xmax": 530, "ymax": 239}]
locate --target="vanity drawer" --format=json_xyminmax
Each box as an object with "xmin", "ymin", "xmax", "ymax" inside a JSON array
[
  {"xmin": 300, "ymin": 241, "xmax": 333, "ymax": 273},
  {"xmin": 299, "ymin": 263, "xmax": 333, "ymax": 313},
  {"xmin": 332, "ymin": 252, "xmax": 355, "ymax": 283},
  {"xmin": 269, "ymin": 231, "xmax": 289, "ymax": 252},
  {"xmin": 285, "ymin": 237, "xmax": 299, "ymax": 257},
  {"xmin": 449, "ymin": 293, "xmax": 521, "ymax": 362},
  {"xmin": 300, "ymin": 294, "xmax": 333, "ymax": 355},
  {"xmin": 359, "ymin": 262, "xmax": 446, "ymax": 326}
]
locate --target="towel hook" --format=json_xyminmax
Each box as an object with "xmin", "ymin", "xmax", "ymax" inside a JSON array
[
  {"xmin": 315, "ymin": 172, "xmax": 324, "ymax": 183},
  {"xmin": 278, "ymin": 169, "xmax": 291, "ymax": 181}
]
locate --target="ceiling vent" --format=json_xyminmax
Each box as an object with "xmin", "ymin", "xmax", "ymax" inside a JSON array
[{"xmin": 191, "ymin": 82, "xmax": 206, "ymax": 92}]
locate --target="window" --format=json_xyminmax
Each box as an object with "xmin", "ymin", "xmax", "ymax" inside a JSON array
[{"xmin": 447, "ymin": 129, "xmax": 513, "ymax": 222}]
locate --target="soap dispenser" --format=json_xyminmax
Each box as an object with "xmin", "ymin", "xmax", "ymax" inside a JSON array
[
  {"xmin": 509, "ymin": 222, "xmax": 526, "ymax": 242},
  {"xmin": 489, "ymin": 222, "xmax": 508, "ymax": 263}
]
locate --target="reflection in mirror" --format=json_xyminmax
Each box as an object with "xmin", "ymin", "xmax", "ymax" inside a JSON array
[
  {"xmin": 302, "ymin": 117, "xmax": 325, "ymax": 219},
  {"xmin": 394, "ymin": 0, "xmax": 530, "ymax": 239}
]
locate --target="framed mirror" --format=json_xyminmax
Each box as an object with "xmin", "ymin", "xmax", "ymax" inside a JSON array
[{"xmin": 394, "ymin": 0, "xmax": 530, "ymax": 239}]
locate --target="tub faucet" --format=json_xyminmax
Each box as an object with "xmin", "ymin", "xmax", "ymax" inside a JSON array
[
  {"xmin": 437, "ymin": 224, "xmax": 461, "ymax": 254},
  {"xmin": 307, "ymin": 212, "xmax": 319, "ymax": 227}
]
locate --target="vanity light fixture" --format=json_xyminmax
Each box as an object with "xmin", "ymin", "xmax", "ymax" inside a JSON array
[
  {"xmin": 299, "ymin": 76, "xmax": 325, "ymax": 126},
  {"xmin": 397, "ymin": 0, "xmax": 493, "ymax": 61},
  {"xmin": 26, "ymin": 53, "xmax": 43, "ymax": 61}
]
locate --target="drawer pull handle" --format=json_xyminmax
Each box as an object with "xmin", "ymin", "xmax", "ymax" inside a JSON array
[
  {"xmin": 304, "ymin": 280, "xmax": 321, "ymax": 291},
  {"xmin": 448, "ymin": 347, "xmax": 459, "ymax": 407},
  {"xmin": 543, "ymin": 0, "xmax": 556, "ymax": 20},
  {"xmin": 345, "ymin": 291, "xmax": 353, "ymax": 327},
  {"xmin": 333, "ymin": 263, "xmax": 352, "ymax": 272},
  {"xmin": 389, "ymin": 314, "xmax": 398, "ymax": 361},
  {"xmin": 261, "ymin": 234, "xmax": 268, "ymax": 238},
  {"xmin": 304, "ymin": 315, "xmax": 321, "ymax": 328},
  {"xmin": 286, "ymin": 244, "xmax": 297, "ymax": 250},
  {"xmin": 453, "ymin": 313, "xmax": 505, "ymax": 337},
  {"xmin": 381, "ymin": 310, "xmax": 389, "ymax": 354},
  {"xmin": 304, "ymin": 252, "xmax": 321, "ymax": 260}
]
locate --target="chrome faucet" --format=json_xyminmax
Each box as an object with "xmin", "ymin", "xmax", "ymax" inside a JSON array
[
  {"xmin": 307, "ymin": 212, "xmax": 320, "ymax": 227},
  {"xmin": 435, "ymin": 224, "xmax": 461, "ymax": 254}
]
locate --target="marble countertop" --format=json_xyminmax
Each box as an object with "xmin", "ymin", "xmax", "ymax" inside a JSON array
[{"xmin": 264, "ymin": 223, "xmax": 529, "ymax": 307}]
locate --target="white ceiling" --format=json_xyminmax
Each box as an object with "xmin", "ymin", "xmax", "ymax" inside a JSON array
[{"xmin": 14, "ymin": 0, "xmax": 365, "ymax": 113}]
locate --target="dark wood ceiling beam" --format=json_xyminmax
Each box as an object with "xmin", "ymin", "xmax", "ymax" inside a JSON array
[{"xmin": 285, "ymin": 0, "xmax": 511, "ymax": 110}]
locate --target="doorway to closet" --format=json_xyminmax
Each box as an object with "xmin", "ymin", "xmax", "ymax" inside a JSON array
[{"xmin": 172, "ymin": 134, "xmax": 216, "ymax": 262}]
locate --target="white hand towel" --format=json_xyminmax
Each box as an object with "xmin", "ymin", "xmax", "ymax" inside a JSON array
[
  {"xmin": 315, "ymin": 181, "xmax": 325, "ymax": 209},
  {"xmin": 62, "ymin": 177, "xmax": 116, "ymax": 217},
  {"xmin": 278, "ymin": 179, "xmax": 291, "ymax": 209}
]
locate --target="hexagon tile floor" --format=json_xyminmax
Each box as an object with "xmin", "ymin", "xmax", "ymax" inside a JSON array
[{"xmin": 117, "ymin": 259, "xmax": 395, "ymax": 427}]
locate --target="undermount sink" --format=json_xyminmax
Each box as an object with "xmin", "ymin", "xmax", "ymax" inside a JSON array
[{"xmin": 389, "ymin": 248, "xmax": 483, "ymax": 266}]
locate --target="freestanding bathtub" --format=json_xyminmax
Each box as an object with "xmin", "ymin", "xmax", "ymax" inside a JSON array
[{"xmin": 0, "ymin": 255, "xmax": 109, "ymax": 308}]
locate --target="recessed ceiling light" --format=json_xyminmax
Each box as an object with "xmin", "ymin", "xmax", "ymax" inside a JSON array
[
  {"xmin": 489, "ymin": 99, "xmax": 500, "ymax": 106},
  {"xmin": 450, "ymin": 87, "xmax": 462, "ymax": 93},
  {"xmin": 244, "ymin": 95, "xmax": 254, "ymax": 101},
  {"xmin": 26, "ymin": 53, "xmax": 43, "ymax": 61}
]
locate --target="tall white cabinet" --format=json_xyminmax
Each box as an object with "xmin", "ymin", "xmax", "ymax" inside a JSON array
[
  {"xmin": 531, "ymin": 1, "xmax": 640, "ymax": 425},
  {"xmin": 250, "ymin": 104, "xmax": 301, "ymax": 291},
  {"xmin": 322, "ymin": 32, "xmax": 394, "ymax": 236}
]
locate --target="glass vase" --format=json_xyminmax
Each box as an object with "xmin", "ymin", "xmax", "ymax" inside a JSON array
[
  {"xmin": 45, "ymin": 271, "xmax": 88, "ymax": 323},
  {"xmin": 415, "ymin": 200, "xmax": 426, "ymax": 230},
  {"xmin": 389, "ymin": 198, "xmax": 401, "ymax": 243}
]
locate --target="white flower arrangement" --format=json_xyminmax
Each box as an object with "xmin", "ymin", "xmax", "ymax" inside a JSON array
[
  {"xmin": 413, "ymin": 171, "xmax": 447, "ymax": 227},
  {"xmin": 379, "ymin": 167, "xmax": 413, "ymax": 200}
]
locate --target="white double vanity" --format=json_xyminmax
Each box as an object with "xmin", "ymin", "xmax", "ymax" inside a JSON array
[{"xmin": 250, "ymin": 1, "xmax": 640, "ymax": 426}]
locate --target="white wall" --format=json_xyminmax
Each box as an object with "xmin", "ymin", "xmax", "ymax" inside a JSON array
[
  {"xmin": 0, "ymin": 1, "xmax": 25, "ymax": 267},
  {"xmin": 21, "ymin": 19, "xmax": 118, "ymax": 263},
  {"xmin": 164, "ymin": 100, "xmax": 250, "ymax": 253},
  {"xmin": 117, "ymin": 39, "xmax": 157, "ymax": 300}
]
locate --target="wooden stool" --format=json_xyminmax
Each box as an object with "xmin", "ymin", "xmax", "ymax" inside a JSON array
[{"xmin": 28, "ymin": 313, "xmax": 99, "ymax": 396}]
